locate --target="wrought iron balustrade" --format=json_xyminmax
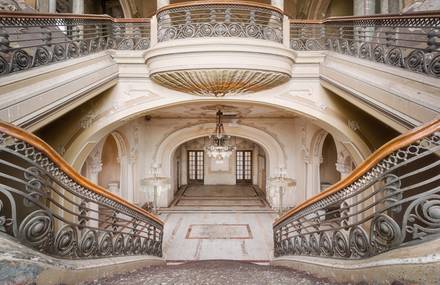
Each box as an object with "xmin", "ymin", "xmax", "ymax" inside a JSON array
[
  {"xmin": 0, "ymin": 12, "xmax": 150, "ymax": 76},
  {"xmin": 0, "ymin": 122, "xmax": 163, "ymax": 259},
  {"xmin": 290, "ymin": 12, "xmax": 440, "ymax": 78},
  {"xmin": 157, "ymin": 1, "xmax": 283, "ymax": 43},
  {"xmin": 274, "ymin": 119, "xmax": 440, "ymax": 260}
]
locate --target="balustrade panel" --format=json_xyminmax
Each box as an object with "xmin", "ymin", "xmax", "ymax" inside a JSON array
[
  {"xmin": 290, "ymin": 13, "xmax": 440, "ymax": 78},
  {"xmin": 0, "ymin": 13, "xmax": 150, "ymax": 76},
  {"xmin": 274, "ymin": 120, "xmax": 440, "ymax": 259},
  {"xmin": 0, "ymin": 123, "xmax": 163, "ymax": 259},
  {"xmin": 157, "ymin": 2, "xmax": 283, "ymax": 43}
]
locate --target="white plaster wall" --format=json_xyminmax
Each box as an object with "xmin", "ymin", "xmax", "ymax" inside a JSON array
[
  {"xmin": 174, "ymin": 137, "xmax": 261, "ymax": 186},
  {"xmin": 88, "ymin": 115, "xmax": 341, "ymax": 208}
]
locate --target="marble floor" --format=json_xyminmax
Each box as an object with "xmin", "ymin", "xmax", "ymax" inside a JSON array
[
  {"xmin": 167, "ymin": 184, "xmax": 270, "ymax": 210},
  {"xmin": 159, "ymin": 185, "xmax": 276, "ymax": 262}
]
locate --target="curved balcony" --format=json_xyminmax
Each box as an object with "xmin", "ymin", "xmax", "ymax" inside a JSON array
[
  {"xmin": 149, "ymin": 1, "xmax": 290, "ymax": 97},
  {"xmin": 156, "ymin": 1, "xmax": 283, "ymax": 43}
]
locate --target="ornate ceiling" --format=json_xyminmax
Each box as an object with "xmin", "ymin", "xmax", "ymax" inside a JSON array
[{"xmin": 150, "ymin": 69, "xmax": 290, "ymax": 97}]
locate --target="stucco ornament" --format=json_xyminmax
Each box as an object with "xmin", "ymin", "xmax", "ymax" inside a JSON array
[{"xmin": 0, "ymin": 0, "xmax": 19, "ymax": 11}]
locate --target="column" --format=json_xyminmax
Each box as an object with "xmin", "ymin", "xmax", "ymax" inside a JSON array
[
  {"xmin": 380, "ymin": 0, "xmax": 389, "ymax": 13},
  {"xmin": 37, "ymin": 0, "xmax": 49, "ymax": 12},
  {"xmin": 354, "ymin": 0, "xmax": 376, "ymax": 15},
  {"xmin": 157, "ymin": 0, "xmax": 170, "ymax": 9},
  {"xmin": 388, "ymin": 0, "xmax": 402, "ymax": 13},
  {"xmin": 271, "ymin": 0, "xmax": 284, "ymax": 10},
  {"xmin": 72, "ymin": 0, "xmax": 84, "ymax": 14},
  {"xmin": 37, "ymin": 0, "xmax": 56, "ymax": 13},
  {"xmin": 380, "ymin": 0, "xmax": 401, "ymax": 13},
  {"xmin": 127, "ymin": 148, "xmax": 137, "ymax": 203},
  {"xmin": 86, "ymin": 157, "xmax": 102, "ymax": 228},
  {"xmin": 49, "ymin": 0, "xmax": 56, "ymax": 13}
]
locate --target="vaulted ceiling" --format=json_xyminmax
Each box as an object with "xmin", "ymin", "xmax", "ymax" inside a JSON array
[{"xmin": 146, "ymin": 102, "xmax": 297, "ymax": 119}]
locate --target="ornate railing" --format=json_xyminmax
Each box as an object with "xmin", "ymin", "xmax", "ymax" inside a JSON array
[
  {"xmin": 157, "ymin": 1, "xmax": 283, "ymax": 43},
  {"xmin": 290, "ymin": 12, "xmax": 440, "ymax": 78},
  {"xmin": 0, "ymin": 12, "xmax": 150, "ymax": 76},
  {"xmin": 274, "ymin": 119, "xmax": 440, "ymax": 260},
  {"xmin": 0, "ymin": 122, "xmax": 163, "ymax": 259}
]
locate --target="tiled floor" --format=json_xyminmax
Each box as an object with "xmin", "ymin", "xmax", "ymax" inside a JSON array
[{"xmin": 160, "ymin": 185, "xmax": 276, "ymax": 262}]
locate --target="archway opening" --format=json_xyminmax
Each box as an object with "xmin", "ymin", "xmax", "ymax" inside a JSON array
[
  {"xmin": 168, "ymin": 136, "xmax": 269, "ymax": 210},
  {"xmin": 319, "ymin": 134, "xmax": 340, "ymax": 192}
]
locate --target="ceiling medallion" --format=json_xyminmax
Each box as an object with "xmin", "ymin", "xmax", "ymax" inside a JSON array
[
  {"xmin": 151, "ymin": 69, "xmax": 290, "ymax": 97},
  {"xmin": 205, "ymin": 110, "xmax": 236, "ymax": 161}
]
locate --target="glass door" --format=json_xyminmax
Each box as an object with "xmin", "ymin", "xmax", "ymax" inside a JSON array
[
  {"xmin": 236, "ymin": 150, "xmax": 252, "ymax": 184},
  {"xmin": 188, "ymin": 150, "xmax": 204, "ymax": 184}
]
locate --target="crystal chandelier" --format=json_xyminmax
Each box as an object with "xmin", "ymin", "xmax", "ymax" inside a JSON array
[{"xmin": 205, "ymin": 110, "xmax": 235, "ymax": 161}]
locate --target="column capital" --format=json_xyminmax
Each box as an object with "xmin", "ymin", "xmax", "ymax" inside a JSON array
[
  {"xmin": 88, "ymin": 159, "xmax": 102, "ymax": 175},
  {"xmin": 129, "ymin": 147, "xmax": 137, "ymax": 165}
]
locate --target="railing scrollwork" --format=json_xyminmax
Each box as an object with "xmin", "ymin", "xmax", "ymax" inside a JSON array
[
  {"xmin": 274, "ymin": 119, "xmax": 440, "ymax": 260},
  {"xmin": 290, "ymin": 13, "xmax": 440, "ymax": 78},
  {"xmin": 0, "ymin": 122, "xmax": 164, "ymax": 259},
  {"xmin": 0, "ymin": 13, "xmax": 151, "ymax": 76},
  {"xmin": 157, "ymin": 1, "xmax": 283, "ymax": 43}
]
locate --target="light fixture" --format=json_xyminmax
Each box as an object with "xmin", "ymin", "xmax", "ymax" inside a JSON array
[{"xmin": 205, "ymin": 110, "xmax": 235, "ymax": 161}]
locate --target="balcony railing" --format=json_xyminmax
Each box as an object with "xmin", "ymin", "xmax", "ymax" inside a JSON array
[
  {"xmin": 0, "ymin": 122, "xmax": 163, "ymax": 259},
  {"xmin": 290, "ymin": 12, "xmax": 440, "ymax": 78},
  {"xmin": 157, "ymin": 1, "xmax": 283, "ymax": 43},
  {"xmin": 274, "ymin": 119, "xmax": 440, "ymax": 259},
  {"xmin": 0, "ymin": 12, "xmax": 150, "ymax": 76}
]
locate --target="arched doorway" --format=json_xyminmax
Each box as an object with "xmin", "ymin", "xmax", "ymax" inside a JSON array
[
  {"xmin": 99, "ymin": 135, "xmax": 122, "ymax": 196},
  {"xmin": 168, "ymin": 136, "xmax": 269, "ymax": 210}
]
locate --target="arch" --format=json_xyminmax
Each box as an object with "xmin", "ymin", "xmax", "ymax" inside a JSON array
[
  {"xmin": 109, "ymin": 131, "xmax": 130, "ymax": 199},
  {"xmin": 319, "ymin": 134, "xmax": 340, "ymax": 189},
  {"xmin": 64, "ymin": 96, "xmax": 371, "ymax": 172},
  {"xmin": 100, "ymin": 135, "xmax": 121, "ymax": 191},
  {"xmin": 154, "ymin": 123, "xmax": 285, "ymax": 181}
]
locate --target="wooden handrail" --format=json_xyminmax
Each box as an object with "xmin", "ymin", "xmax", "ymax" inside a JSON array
[
  {"xmin": 0, "ymin": 121, "xmax": 163, "ymax": 226},
  {"xmin": 274, "ymin": 118, "xmax": 440, "ymax": 227},
  {"xmin": 0, "ymin": 11, "xmax": 150, "ymax": 22},
  {"xmin": 156, "ymin": 0, "xmax": 283, "ymax": 15},
  {"xmin": 289, "ymin": 10, "xmax": 440, "ymax": 24}
]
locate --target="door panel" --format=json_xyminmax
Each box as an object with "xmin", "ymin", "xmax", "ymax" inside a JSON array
[
  {"xmin": 188, "ymin": 150, "xmax": 204, "ymax": 184},
  {"xmin": 236, "ymin": 150, "xmax": 252, "ymax": 184}
]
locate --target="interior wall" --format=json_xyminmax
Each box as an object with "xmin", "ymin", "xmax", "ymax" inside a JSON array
[
  {"xmin": 174, "ymin": 136, "xmax": 262, "ymax": 186},
  {"xmin": 65, "ymin": 114, "xmax": 347, "ymax": 208}
]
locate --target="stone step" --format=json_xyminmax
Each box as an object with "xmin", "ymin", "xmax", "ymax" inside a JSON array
[{"xmin": 82, "ymin": 260, "xmax": 340, "ymax": 285}]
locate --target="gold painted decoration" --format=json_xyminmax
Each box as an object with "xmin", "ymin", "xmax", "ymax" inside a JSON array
[{"xmin": 151, "ymin": 69, "xmax": 290, "ymax": 96}]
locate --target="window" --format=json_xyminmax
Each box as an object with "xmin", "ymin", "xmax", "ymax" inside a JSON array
[
  {"xmin": 188, "ymin": 150, "xmax": 204, "ymax": 183},
  {"xmin": 236, "ymin": 150, "xmax": 252, "ymax": 183}
]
